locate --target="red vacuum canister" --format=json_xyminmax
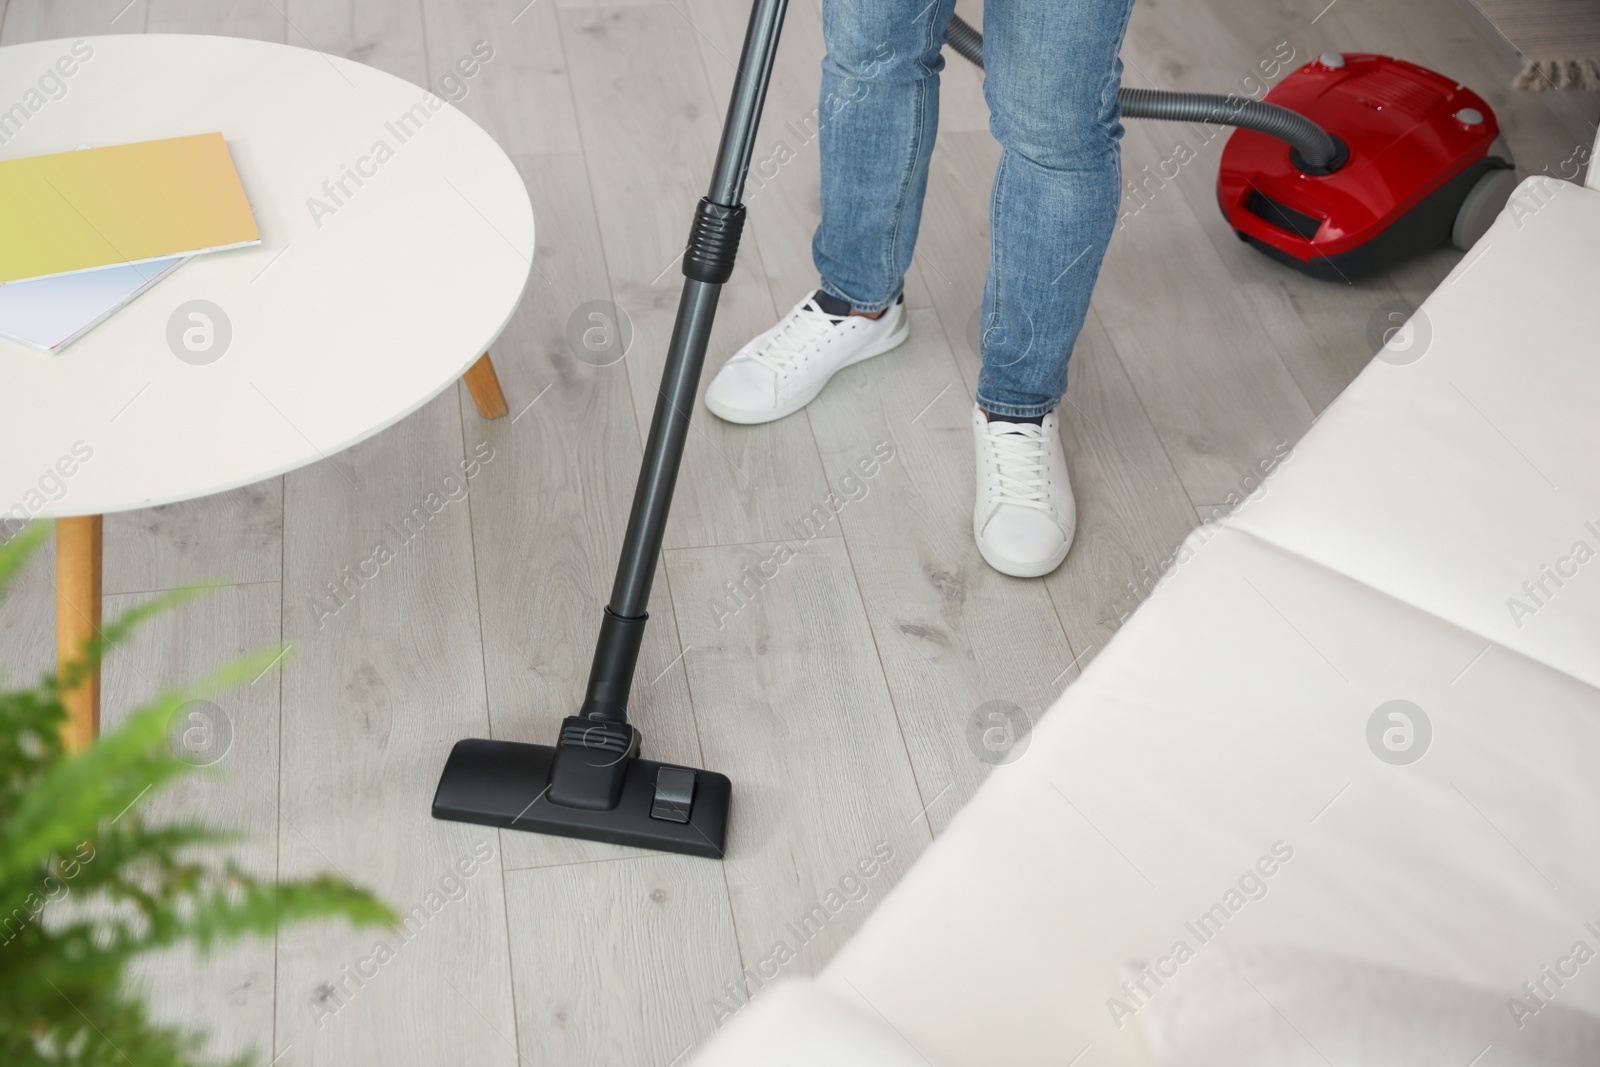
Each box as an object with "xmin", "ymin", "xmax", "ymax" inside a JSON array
[{"xmin": 1218, "ymin": 52, "xmax": 1517, "ymax": 280}]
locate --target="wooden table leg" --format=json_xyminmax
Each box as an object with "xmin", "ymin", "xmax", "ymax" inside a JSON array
[
  {"xmin": 56, "ymin": 514, "xmax": 103, "ymax": 753},
  {"xmin": 463, "ymin": 352, "xmax": 508, "ymax": 419}
]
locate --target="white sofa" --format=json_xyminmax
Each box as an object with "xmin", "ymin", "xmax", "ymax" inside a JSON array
[{"xmin": 690, "ymin": 167, "xmax": 1600, "ymax": 1066}]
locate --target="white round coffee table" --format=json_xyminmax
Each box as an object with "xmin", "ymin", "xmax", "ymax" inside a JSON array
[{"xmin": 0, "ymin": 35, "xmax": 534, "ymax": 748}]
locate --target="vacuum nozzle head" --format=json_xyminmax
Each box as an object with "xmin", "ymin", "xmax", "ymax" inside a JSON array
[{"xmin": 431, "ymin": 737, "xmax": 731, "ymax": 859}]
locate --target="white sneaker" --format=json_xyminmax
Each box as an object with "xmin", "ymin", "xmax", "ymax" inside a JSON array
[
  {"xmin": 972, "ymin": 404, "xmax": 1076, "ymax": 578},
  {"xmin": 705, "ymin": 291, "xmax": 909, "ymax": 424}
]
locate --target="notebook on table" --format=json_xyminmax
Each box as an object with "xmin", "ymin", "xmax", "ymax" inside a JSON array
[
  {"xmin": 0, "ymin": 132, "xmax": 260, "ymax": 285},
  {"xmin": 0, "ymin": 256, "xmax": 189, "ymax": 353}
]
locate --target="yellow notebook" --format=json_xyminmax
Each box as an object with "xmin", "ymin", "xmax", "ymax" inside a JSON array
[{"xmin": 0, "ymin": 132, "xmax": 260, "ymax": 285}]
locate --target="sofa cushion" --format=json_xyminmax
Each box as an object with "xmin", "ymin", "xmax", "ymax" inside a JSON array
[
  {"xmin": 1230, "ymin": 176, "xmax": 1600, "ymax": 690},
  {"xmin": 815, "ymin": 525, "xmax": 1600, "ymax": 1065}
]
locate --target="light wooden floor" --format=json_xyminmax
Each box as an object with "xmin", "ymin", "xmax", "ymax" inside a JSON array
[{"xmin": 1, "ymin": 0, "xmax": 1593, "ymax": 1063}]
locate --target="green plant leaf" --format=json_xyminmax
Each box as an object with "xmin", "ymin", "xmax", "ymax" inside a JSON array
[{"xmin": 0, "ymin": 553, "xmax": 392, "ymax": 1067}]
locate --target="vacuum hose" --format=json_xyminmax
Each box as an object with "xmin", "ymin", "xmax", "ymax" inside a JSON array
[{"xmin": 944, "ymin": 14, "xmax": 1346, "ymax": 173}]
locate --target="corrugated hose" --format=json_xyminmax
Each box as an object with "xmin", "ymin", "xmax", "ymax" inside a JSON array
[{"xmin": 944, "ymin": 14, "xmax": 1344, "ymax": 173}]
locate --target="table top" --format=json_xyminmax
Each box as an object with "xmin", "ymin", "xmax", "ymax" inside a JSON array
[{"xmin": 0, "ymin": 34, "xmax": 535, "ymax": 518}]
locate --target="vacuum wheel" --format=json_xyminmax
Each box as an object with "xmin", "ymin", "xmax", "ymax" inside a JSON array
[{"xmin": 1451, "ymin": 167, "xmax": 1520, "ymax": 251}]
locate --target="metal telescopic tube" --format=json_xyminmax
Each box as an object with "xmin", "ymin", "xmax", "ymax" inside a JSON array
[
  {"xmin": 606, "ymin": 281, "xmax": 722, "ymax": 620},
  {"xmin": 603, "ymin": 0, "xmax": 790, "ymax": 624},
  {"xmin": 708, "ymin": 0, "xmax": 790, "ymax": 207}
]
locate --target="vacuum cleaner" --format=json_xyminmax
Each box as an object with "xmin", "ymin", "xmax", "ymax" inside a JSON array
[
  {"xmin": 432, "ymin": 2, "xmax": 1517, "ymax": 860},
  {"xmin": 947, "ymin": 15, "xmax": 1518, "ymax": 280}
]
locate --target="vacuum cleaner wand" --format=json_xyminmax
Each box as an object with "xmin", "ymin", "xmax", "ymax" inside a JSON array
[
  {"xmin": 430, "ymin": 0, "xmax": 793, "ymax": 859},
  {"xmin": 944, "ymin": 15, "xmax": 1346, "ymax": 174}
]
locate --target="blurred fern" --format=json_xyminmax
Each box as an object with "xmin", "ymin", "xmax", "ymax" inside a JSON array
[{"xmin": 0, "ymin": 521, "xmax": 394, "ymax": 1066}]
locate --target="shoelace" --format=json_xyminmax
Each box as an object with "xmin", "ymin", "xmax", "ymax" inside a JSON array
[
  {"xmin": 745, "ymin": 300, "xmax": 842, "ymax": 377},
  {"xmin": 986, "ymin": 424, "xmax": 1050, "ymax": 511}
]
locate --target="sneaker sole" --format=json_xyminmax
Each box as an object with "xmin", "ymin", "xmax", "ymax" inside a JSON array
[
  {"xmin": 704, "ymin": 318, "xmax": 911, "ymax": 425},
  {"xmin": 975, "ymin": 521, "xmax": 1077, "ymax": 579}
]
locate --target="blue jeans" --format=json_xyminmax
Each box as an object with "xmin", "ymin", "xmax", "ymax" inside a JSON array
[{"xmin": 812, "ymin": 0, "xmax": 1134, "ymax": 418}]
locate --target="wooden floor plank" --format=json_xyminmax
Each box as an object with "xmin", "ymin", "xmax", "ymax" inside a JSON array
[
  {"xmin": 105, "ymin": 483, "xmax": 284, "ymax": 593},
  {"xmin": 665, "ymin": 536, "xmax": 928, "ymax": 975},
  {"xmin": 1228, "ymin": 272, "xmax": 1390, "ymax": 417},
  {"xmin": 1042, "ymin": 310, "xmax": 1210, "ymax": 660},
  {"xmin": 145, "ymin": 0, "xmax": 284, "ymax": 39},
  {"xmin": 272, "ymin": 392, "xmax": 517, "ymax": 1066},
  {"xmin": 801, "ymin": 307, "xmax": 1080, "ymax": 834},
  {"xmin": 104, "ymin": 583, "xmax": 284, "ymax": 1066},
  {"xmin": 504, "ymin": 855, "xmax": 743, "ymax": 1064},
  {"xmin": 289, "ymin": 0, "xmax": 427, "ymax": 81},
  {"xmin": 1093, "ymin": 109, "xmax": 1318, "ymax": 505},
  {"xmin": 0, "ymin": 0, "xmax": 145, "ymax": 41},
  {"xmin": 934, "ymin": 0, "xmax": 992, "ymax": 136},
  {"xmin": 559, "ymin": 2, "xmax": 836, "ymax": 551},
  {"xmin": 422, "ymin": 0, "xmax": 582, "ymax": 155}
]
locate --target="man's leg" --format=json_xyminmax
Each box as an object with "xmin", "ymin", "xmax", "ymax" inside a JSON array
[
  {"xmin": 975, "ymin": 0, "xmax": 1133, "ymax": 416},
  {"xmin": 970, "ymin": 0, "xmax": 1133, "ymax": 578},
  {"xmin": 813, "ymin": 0, "xmax": 959, "ymax": 311},
  {"xmin": 704, "ymin": 0, "xmax": 948, "ymax": 424}
]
